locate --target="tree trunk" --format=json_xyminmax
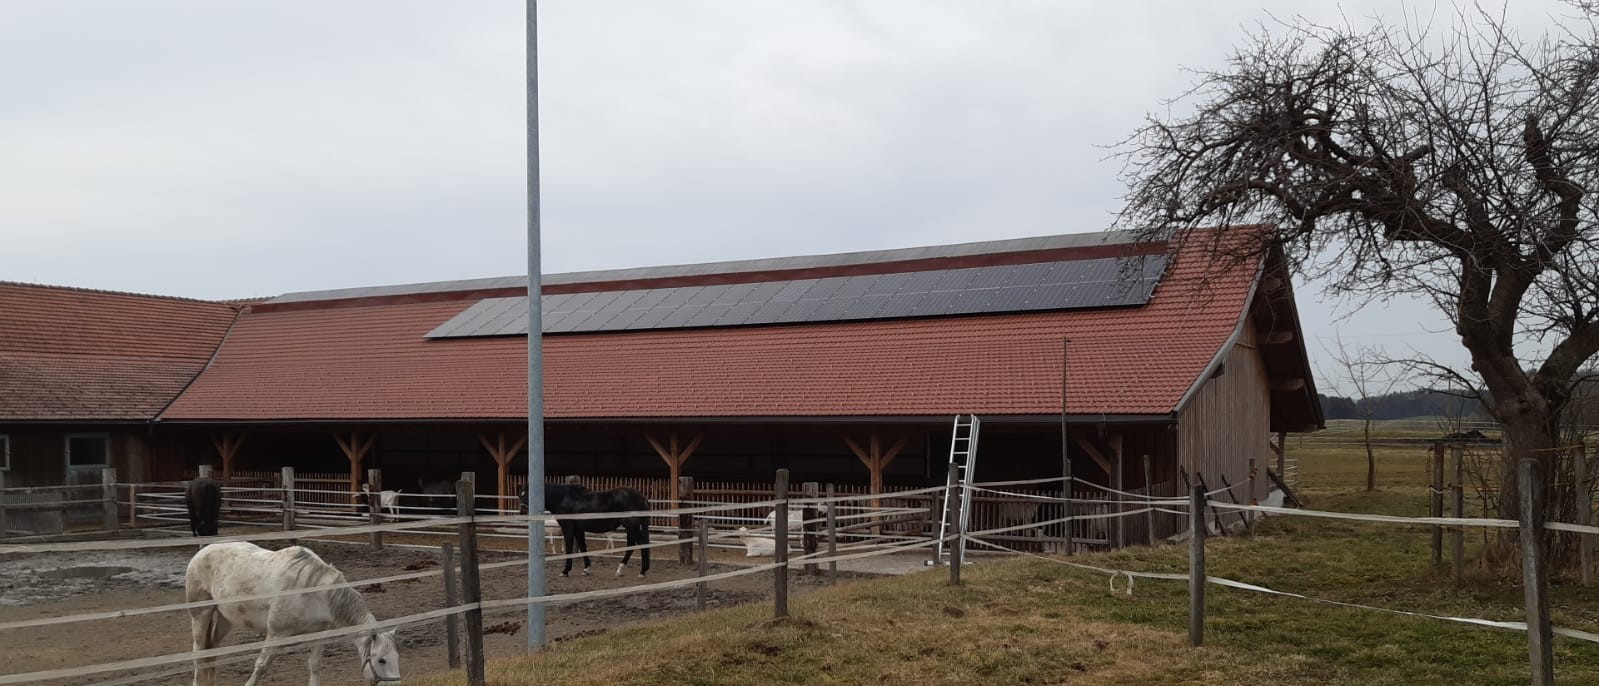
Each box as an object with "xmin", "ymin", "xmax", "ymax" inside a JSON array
[
  {"xmin": 1364, "ymin": 416, "xmax": 1375, "ymax": 492},
  {"xmin": 1490, "ymin": 409, "xmax": 1563, "ymax": 570}
]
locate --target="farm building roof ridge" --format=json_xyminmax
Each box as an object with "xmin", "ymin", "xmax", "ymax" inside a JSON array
[
  {"xmin": 265, "ymin": 229, "xmax": 1143, "ymax": 306},
  {"xmin": 0, "ymin": 279, "xmax": 243, "ymax": 306}
]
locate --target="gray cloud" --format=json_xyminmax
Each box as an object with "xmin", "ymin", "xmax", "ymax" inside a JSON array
[{"xmin": 1, "ymin": 1, "xmax": 1580, "ymax": 394}]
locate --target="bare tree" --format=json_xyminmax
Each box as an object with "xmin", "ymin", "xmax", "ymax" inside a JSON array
[
  {"xmin": 1116, "ymin": 6, "xmax": 1599, "ymax": 566},
  {"xmin": 1323, "ymin": 338, "xmax": 1398, "ymax": 491}
]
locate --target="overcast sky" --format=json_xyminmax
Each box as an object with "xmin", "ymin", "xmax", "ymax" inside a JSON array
[{"xmin": 1, "ymin": 1, "xmax": 1583, "ymax": 396}]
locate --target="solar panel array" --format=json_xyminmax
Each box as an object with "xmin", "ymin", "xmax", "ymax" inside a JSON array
[{"xmin": 425, "ymin": 254, "xmax": 1168, "ymax": 339}]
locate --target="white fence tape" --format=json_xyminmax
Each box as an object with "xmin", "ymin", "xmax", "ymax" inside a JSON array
[{"xmin": 1207, "ymin": 502, "xmax": 1520, "ymax": 529}]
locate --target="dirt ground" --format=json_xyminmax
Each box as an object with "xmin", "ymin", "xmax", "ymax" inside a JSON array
[{"xmin": 0, "ymin": 534, "xmax": 865, "ymax": 686}]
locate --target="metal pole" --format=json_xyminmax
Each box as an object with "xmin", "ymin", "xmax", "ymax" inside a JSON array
[
  {"xmin": 825, "ymin": 483, "xmax": 839, "ymax": 579},
  {"xmin": 802, "ymin": 482, "xmax": 819, "ymax": 575},
  {"xmin": 1189, "ymin": 485, "xmax": 1206, "ymax": 647},
  {"xmin": 1061, "ymin": 338, "xmax": 1072, "ymax": 556},
  {"xmin": 1518, "ymin": 460, "xmax": 1553, "ymax": 686},
  {"xmin": 946, "ymin": 463, "xmax": 963, "ymax": 584},
  {"xmin": 524, "ymin": 0, "xmax": 548, "ymax": 651}
]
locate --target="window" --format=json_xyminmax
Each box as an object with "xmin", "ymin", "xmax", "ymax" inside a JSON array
[
  {"xmin": 66, "ymin": 434, "xmax": 109, "ymax": 467},
  {"xmin": 0, "ymin": 435, "xmax": 9, "ymax": 471}
]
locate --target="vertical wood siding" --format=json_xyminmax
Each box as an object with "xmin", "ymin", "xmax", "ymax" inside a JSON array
[{"xmin": 1176, "ymin": 320, "xmax": 1271, "ymax": 504}]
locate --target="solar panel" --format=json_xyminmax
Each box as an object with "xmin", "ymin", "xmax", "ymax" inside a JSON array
[{"xmin": 424, "ymin": 254, "xmax": 1171, "ymax": 338}]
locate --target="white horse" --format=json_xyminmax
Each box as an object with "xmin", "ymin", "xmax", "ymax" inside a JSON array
[{"xmin": 185, "ymin": 542, "xmax": 401, "ymax": 686}]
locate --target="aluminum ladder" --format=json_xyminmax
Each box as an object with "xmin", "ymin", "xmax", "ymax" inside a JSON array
[{"xmin": 933, "ymin": 414, "xmax": 981, "ymax": 564}]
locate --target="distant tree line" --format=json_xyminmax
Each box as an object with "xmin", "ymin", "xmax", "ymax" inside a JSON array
[
  {"xmin": 1319, "ymin": 372, "xmax": 1599, "ymax": 423},
  {"xmin": 1316, "ymin": 389, "xmax": 1486, "ymax": 422}
]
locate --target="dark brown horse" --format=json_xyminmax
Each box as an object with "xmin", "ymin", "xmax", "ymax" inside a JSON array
[
  {"xmin": 545, "ymin": 485, "xmax": 652, "ymax": 578},
  {"xmin": 186, "ymin": 476, "xmax": 221, "ymax": 537}
]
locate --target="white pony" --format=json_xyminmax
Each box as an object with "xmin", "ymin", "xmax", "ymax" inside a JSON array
[{"xmin": 186, "ymin": 542, "xmax": 401, "ymax": 686}]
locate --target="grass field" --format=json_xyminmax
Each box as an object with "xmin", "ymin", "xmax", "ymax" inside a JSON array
[{"xmin": 413, "ymin": 442, "xmax": 1599, "ymax": 686}]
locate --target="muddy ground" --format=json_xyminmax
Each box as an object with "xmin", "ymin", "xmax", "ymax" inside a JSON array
[{"xmin": 0, "ymin": 534, "xmax": 867, "ymax": 686}]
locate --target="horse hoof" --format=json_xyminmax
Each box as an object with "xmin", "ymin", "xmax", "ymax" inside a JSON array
[
  {"xmin": 560, "ymin": 571, "xmax": 569, "ymax": 578},
  {"xmin": 615, "ymin": 565, "xmax": 626, "ymax": 577},
  {"xmin": 582, "ymin": 569, "xmax": 591, "ymax": 576},
  {"xmin": 637, "ymin": 572, "xmax": 646, "ymax": 578}
]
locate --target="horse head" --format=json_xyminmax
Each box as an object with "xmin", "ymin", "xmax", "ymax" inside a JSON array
[{"xmin": 356, "ymin": 629, "xmax": 401, "ymax": 685}]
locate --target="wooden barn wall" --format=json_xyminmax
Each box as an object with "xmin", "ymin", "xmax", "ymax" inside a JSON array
[{"xmin": 1176, "ymin": 319, "xmax": 1272, "ymax": 504}]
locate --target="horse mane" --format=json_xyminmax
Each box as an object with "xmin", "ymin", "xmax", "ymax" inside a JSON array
[{"xmin": 281, "ymin": 547, "xmax": 374, "ymax": 627}]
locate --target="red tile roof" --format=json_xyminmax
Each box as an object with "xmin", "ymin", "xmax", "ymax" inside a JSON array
[
  {"xmin": 0, "ymin": 283, "xmax": 240, "ymax": 420},
  {"xmin": 160, "ymin": 234, "xmax": 1258, "ymax": 422}
]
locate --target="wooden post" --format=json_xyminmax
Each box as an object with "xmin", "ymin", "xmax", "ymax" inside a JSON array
[
  {"xmin": 210, "ymin": 433, "xmax": 245, "ymax": 482},
  {"xmin": 1430, "ymin": 442, "xmax": 1445, "ymax": 567},
  {"xmin": 127, "ymin": 483, "xmax": 138, "ymax": 527},
  {"xmin": 368, "ymin": 468, "xmax": 383, "ymax": 550},
  {"xmin": 198, "ymin": 465, "xmax": 213, "ymax": 479},
  {"xmin": 678, "ymin": 476, "xmax": 695, "ymax": 565},
  {"xmin": 802, "ymin": 482, "xmax": 819, "ymax": 575},
  {"xmin": 825, "ymin": 483, "xmax": 839, "ymax": 579},
  {"xmin": 441, "ymin": 541, "xmax": 461, "ymax": 669},
  {"xmin": 1112, "ymin": 434, "xmax": 1125, "ymax": 549},
  {"xmin": 1144, "ymin": 454, "xmax": 1157, "ymax": 545},
  {"xmin": 1452, "ymin": 444, "xmax": 1465, "ymax": 585},
  {"xmin": 647, "ymin": 432, "xmax": 704, "ymax": 506},
  {"xmin": 844, "ymin": 433, "xmax": 908, "ymax": 535},
  {"xmin": 1519, "ymin": 460, "xmax": 1553, "ymax": 686},
  {"xmin": 0, "ymin": 470, "xmax": 8, "ymax": 538},
  {"xmin": 455, "ymin": 480, "xmax": 486, "ymax": 686},
  {"xmin": 946, "ymin": 463, "xmax": 963, "ymax": 583},
  {"xmin": 773, "ymin": 469, "xmax": 790, "ymax": 619},
  {"xmin": 334, "ymin": 433, "xmax": 374, "ymax": 498},
  {"xmin": 696, "ymin": 519, "xmax": 709, "ymax": 611},
  {"xmin": 1063, "ymin": 458, "xmax": 1075, "ymax": 556},
  {"xmin": 1575, "ymin": 441, "xmax": 1592, "ymax": 586},
  {"xmin": 281, "ymin": 467, "xmax": 296, "ymax": 532},
  {"xmin": 1246, "ymin": 458, "xmax": 1257, "ymax": 538},
  {"xmin": 101, "ymin": 467, "xmax": 118, "ymax": 532},
  {"xmin": 1189, "ymin": 485, "xmax": 1206, "ymax": 647}
]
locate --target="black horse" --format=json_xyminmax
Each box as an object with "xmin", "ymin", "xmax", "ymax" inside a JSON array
[
  {"xmin": 522, "ymin": 485, "xmax": 652, "ymax": 577},
  {"xmin": 185, "ymin": 475, "xmax": 221, "ymax": 537}
]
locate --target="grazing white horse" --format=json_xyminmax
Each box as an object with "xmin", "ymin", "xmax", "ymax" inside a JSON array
[{"xmin": 186, "ymin": 542, "xmax": 401, "ymax": 686}]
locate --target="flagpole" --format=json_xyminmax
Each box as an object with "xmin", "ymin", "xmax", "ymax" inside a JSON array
[{"xmin": 525, "ymin": 0, "xmax": 548, "ymax": 650}]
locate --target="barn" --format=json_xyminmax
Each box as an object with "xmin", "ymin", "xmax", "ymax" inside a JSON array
[{"xmin": 3, "ymin": 228, "xmax": 1320, "ymax": 542}]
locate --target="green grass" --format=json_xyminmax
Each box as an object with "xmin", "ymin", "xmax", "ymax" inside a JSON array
[{"xmin": 412, "ymin": 445, "xmax": 1599, "ymax": 686}]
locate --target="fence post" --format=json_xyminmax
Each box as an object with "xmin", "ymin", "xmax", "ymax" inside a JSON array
[
  {"xmin": 825, "ymin": 483, "xmax": 839, "ymax": 580},
  {"xmin": 1189, "ymin": 485, "xmax": 1206, "ymax": 647},
  {"xmin": 1519, "ymin": 459, "xmax": 1553, "ymax": 686},
  {"xmin": 442, "ymin": 541, "xmax": 461, "ymax": 669},
  {"xmin": 280, "ymin": 467, "xmax": 296, "ymax": 532},
  {"xmin": 1062, "ymin": 460, "xmax": 1075, "ymax": 556},
  {"xmin": 696, "ymin": 519, "xmax": 709, "ymax": 611},
  {"xmin": 802, "ymin": 482, "xmax": 819, "ymax": 575},
  {"xmin": 773, "ymin": 468, "xmax": 790, "ymax": 619},
  {"xmin": 455, "ymin": 480, "xmax": 486, "ymax": 686},
  {"xmin": 1452, "ymin": 445, "xmax": 1465, "ymax": 585},
  {"xmin": 101, "ymin": 467, "xmax": 118, "ymax": 532},
  {"xmin": 1576, "ymin": 441, "xmax": 1592, "ymax": 586},
  {"xmin": 368, "ymin": 468, "xmax": 383, "ymax": 551},
  {"xmin": 678, "ymin": 476, "xmax": 695, "ymax": 565},
  {"xmin": 1430, "ymin": 442, "xmax": 1444, "ymax": 567},
  {"xmin": 1246, "ymin": 458, "xmax": 1257, "ymax": 538},
  {"xmin": 0, "ymin": 471, "xmax": 7, "ymax": 538},
  {"xmin": 946, "ymin": 463, "xmax": 963, "ymax": 585},
  {"xmin": 1145, "ymin": 454, "xmax": 1157, "ymax": 545},
  {"xmin": 128, "ymin": 483, "xmax": 138, "ymax": 527},
  {"xmin": 198, "ymin": 465, "xmax": 213, "ymax": 479}
]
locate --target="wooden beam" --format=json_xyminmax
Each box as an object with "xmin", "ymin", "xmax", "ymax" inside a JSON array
[
  {"xmin": 1069, "ymin": 434, "xmax": 1114, "ymax": 476},
  {"xmin": 1271, "ymin": 378, "xmax": 1307, "ymax": 392},
  {"xmin": 211, "ymin": 433, "xmax": 245, "ymax": 482},
  {"xmin": 648, "ymin": 432, "xmax": 705, "ymax": 503},
  {"xmin": 1262, "ymin": 331, "xmax": 1295, "ymax": 345}
]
